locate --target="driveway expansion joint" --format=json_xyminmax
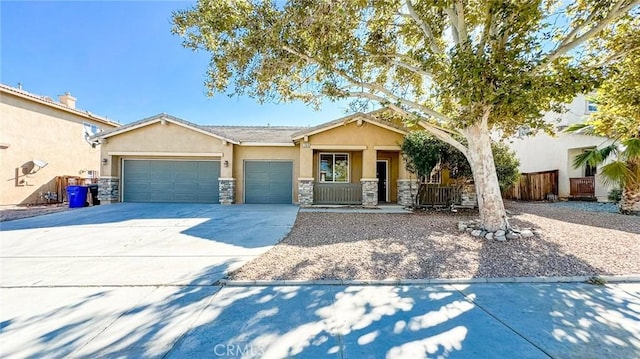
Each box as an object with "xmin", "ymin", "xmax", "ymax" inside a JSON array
[{"xmin": 452, "ymin": 286, "xmax": 556, "ymax": 359}]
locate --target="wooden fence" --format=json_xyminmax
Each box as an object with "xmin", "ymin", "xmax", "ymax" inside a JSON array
[{"xmin": 503, "ymin": 170, "xmax": 558, "ymax": 201}]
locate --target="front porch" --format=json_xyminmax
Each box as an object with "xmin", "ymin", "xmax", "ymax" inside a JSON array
[
  {"xmin": 292, "ymin": 111, "xmax": 414, "ymax": 207},
  {"xmin": 569, "ymin": 176, "xmax": 596, "ymax": 200},
  {"xmin": 297, "ymin": 147, "xmax": 414, "ymax": 207}
]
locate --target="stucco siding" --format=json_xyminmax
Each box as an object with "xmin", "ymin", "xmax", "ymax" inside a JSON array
[
  {"xmin": 308, "ymin": 120, "xmax": 405, "ymax": 146},
  {"xmin": 509, "ymin": 132, "xmax": 614, "ymax": 200},
  {"xmin": 102, "ymin": 122, "xmax": 226, "ymax": 154},
  {"xmin": 0, "ymin": 93, "xmax": 117, "ymax": 205},
  {"xmin": 233, "ymin": 146, "xmax": 300, "ymax": 204}
]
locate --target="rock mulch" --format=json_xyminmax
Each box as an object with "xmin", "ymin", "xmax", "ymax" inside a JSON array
[
  {"xmin": 0, "ymin": 204, "xmax": 70, "ymax": 222},
  {"xmin": 229, "ymin": 201, "xmax": 640, "ymax": 280},
  {"xmin": 458, "ymin": 219, "xmax": 534, "ymax": 242}
]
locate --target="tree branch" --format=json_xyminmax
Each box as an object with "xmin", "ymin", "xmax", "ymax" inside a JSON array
[
  {"xmin": 354, "ymin": 92, "xmax": 469, "ymax": 157},
  {"xmin": 543, "ymin": 0, "xmax": 639, "ymax": 64},
  {"xmin": 478, "ymin": 4, "xmax": 495, "ymax": 57},
  {"xmin": 454, "ymin": 1, "xmax": 469, "ymax": 44},
  {"xmin": 344, "ymin": 83, "xmax": 450, "ymax": 124},
  {"xmin": 391, "ymin": 58, "xmax": 432, "ymax": 78},
  {"xmin": 404, "ymin": 0, "xmax": 444, "ymax": 55},
  {"xmin": 445, "ymin": 7, "xmax": 461, "ymax": 45}
]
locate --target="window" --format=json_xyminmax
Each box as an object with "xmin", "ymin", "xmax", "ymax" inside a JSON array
[
  {"xmin": 587, "ymin": 101, "xmax": 598, "ymax": 113},
  {"xmin": 319, "ymin": 153, "xmax": 349, "ymax": 182},
  {"xmin": 585, "ymin": 163, "xmax": 597, "ymax": 177}
]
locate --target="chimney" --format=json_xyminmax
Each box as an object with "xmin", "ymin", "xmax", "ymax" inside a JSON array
[{"xmin": 58, "ymin": 92, "xmax": 77, "ymax": 109}]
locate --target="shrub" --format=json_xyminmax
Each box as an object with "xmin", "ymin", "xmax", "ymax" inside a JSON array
[{"xmin": 608, "ymin": 188, "xmax": 622, "ymax": 203}]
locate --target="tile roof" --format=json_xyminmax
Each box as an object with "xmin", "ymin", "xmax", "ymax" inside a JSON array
[
  {"xmin": 97, "ymin": 113, "xmax": 239, "ymax": 143},
  {"xmin": 0, "ymin": 83, "xmax": 120, "ymax": 128},
  {"xmin": 96, "ymin": 108, "xmax": 407, "ymax": 145},
  {"xmin": 204, "ymin": 125, "xmax": 307, "ymax": 144}
]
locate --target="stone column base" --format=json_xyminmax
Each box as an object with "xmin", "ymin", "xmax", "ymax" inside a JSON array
[
  {"xmin": 298, "ymin": 178, "xmax": 314, "ymax": 207},
  {"xmin": 397, "ymin": 179, "xmax": 419, "ymax": 207},
  {"xmin": 219, "ymin": 178, "xmax": 236, "ymax": 205},
  {"xmin": 98, "ymin": 177, "xmax": 120, "ymax": 203},
  {"xmin": 460, "ymin": 184, "xmax": 478, "ymax": 207},
  {"xmin": 361, "ymin": 178, "xmax": 378, "ymax": 207}
]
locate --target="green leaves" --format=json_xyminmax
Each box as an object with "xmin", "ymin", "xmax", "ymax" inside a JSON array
[
  {"xmin": 401, "ymin": 130, "xmax": 519, "ymax": 191},
  {"xmin": 172, "ymin": 0, "xmax": 633, "ymax": 137}
]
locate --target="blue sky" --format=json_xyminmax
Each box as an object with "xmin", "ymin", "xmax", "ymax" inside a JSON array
[{"xmin": 1, "ymin": 1, "xmax": 351, "ymax": 126}]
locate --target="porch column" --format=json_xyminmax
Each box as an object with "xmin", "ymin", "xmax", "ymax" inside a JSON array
[
  {"xmin": 298, "ymin": 145, "xmax": 314, "ymax": 206},
  {"xmin": 398, "ymin": 151, "xmax": 411, "ymax": 180},
  {"xmin": 98, "ymin": 176, "xmax": 120, "ymax": 204},
  {"xmin": 219, "ymin": 142, "xmax": 235, "ymax": 204},
  {"xmin": 361, "ymin": 147, "xmax": 378, "ymax": 207}
]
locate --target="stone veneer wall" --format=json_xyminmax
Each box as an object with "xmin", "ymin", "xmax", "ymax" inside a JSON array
[
  {"xmin": 298, "ymin": 179, "xmax": 314, "ymax": 206},
  {"xmin": 460, "ymin": 184, "xmax": 478, "ymax": 207},
  {"xmin": 397, "ymin": 179, "xmax": 419, "ymax": 207},
  {"xmin": 98, "ymin": 177, "xmax": 119, "ymax": 203},
  {"xmin": 219, "ymin": 178, "xmax": 236, "ymax": 205},
  {"xmin": 361, "ymin": 179, "xmax": 378, "ymax": 207}
]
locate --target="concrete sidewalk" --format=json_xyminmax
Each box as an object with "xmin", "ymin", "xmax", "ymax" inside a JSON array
[{"xmin": 2, "ymin": 282, "xmax": 638, "ymax": 358}]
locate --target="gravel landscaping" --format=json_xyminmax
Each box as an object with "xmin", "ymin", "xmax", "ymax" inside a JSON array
[
  {"xmin": 229, "ymin": 201, "xmax": 640, "ymax": 280},
  {"xmin": 0, "ymin": 204, "xmax": 70, "ymax": 222}
]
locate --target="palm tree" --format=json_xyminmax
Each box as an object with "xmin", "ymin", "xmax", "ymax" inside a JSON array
[{"xmin": 567, "ymin": 123, "xmax": 640, "ymax": 215}]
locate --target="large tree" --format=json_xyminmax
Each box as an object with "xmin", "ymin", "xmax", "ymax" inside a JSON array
[
  {"xmin": 172, "ymin": 0, "xmax": 638, "ymax": 231},
  {"xmin": 567, "ymin": 16, "xmax": 640, "ymax": 214}
]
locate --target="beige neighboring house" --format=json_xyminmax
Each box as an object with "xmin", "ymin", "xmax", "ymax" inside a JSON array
[
  {"xmin": 96, "ymin": 111, "xmax": 419, "ymax": 206},
  {"xmin": 508, "ymin": 94, "xmax": 615, "ymax": 201},
  {"xmin": 0, "ymin": 84, "xmax": 119, "ymax": 206}
]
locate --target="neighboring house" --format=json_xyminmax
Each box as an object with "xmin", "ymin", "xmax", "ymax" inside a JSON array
[
  {"xmin": 96, "ymin": 111, "xmax": 419, "ymax": 206},
  {"xmin": 508, "ymin": 94, "xmax": 614, "ymax": 201},
  {"xmin": 0, "ymin": 84, "xmax": 119, "ymax": 206}
]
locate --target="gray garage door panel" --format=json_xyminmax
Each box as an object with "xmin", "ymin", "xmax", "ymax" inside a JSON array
[
  {"xmin": 123, "ymin": 160, "xmax": 220, "ymax": 203},
  {"xmin": 245, "ymin": 161, "xmax": 293, "ymax": 204}
]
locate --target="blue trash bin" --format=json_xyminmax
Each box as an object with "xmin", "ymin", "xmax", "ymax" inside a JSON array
[{"xmin": 67, "ymin": 186, "xmax": 89, "ymax": 208}]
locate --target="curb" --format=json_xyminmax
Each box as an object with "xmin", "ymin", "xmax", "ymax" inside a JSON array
[{"xmin": 218, "ymin": 275, "xmax": 640, "ymax": 287}]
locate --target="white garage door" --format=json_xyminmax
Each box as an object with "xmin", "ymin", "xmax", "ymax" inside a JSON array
[
  {"xmin": 244, "ymin": 161, "xmax": 293, "ymax": 204},
  {"xmin": 123, "ymin": 160, "xmax": 220, "ymax": 203}
]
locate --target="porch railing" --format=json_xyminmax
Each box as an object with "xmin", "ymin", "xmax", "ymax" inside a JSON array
[
  {"xmin": 418, "ymin": 184, "xmax": 460, "ymax": 207},
  {"xmin": 314, "ymin": 183, "xmax": 362, "ymax": 204},
  {"xmin": 569, "ymin": 177, "xmax": 595, "ymax": 197}
]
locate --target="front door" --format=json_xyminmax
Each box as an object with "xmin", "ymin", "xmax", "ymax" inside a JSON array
[{"xmin": 376, "ymin": 160, "xmax": 388, "ymax": 203}]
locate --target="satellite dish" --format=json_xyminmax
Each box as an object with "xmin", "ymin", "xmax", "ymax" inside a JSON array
[{"xmin": 33, "ymin": 159, "xmax": 48, "ymax": 168}]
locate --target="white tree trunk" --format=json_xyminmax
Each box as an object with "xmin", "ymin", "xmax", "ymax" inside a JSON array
[{"xmin": 463, "ymin": 121, "xmax": 508, "ymax": 232}]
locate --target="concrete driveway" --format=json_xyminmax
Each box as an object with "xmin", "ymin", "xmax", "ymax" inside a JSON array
[
  {"xmin": 1, "ymin": 203, "xmax": 298, "ymax": 358},
  {"xmin": 0, "ymin": 203, "xmax": 298, "ymax": 286}
]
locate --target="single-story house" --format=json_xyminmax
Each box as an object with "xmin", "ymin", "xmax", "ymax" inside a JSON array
[{"xmin": 96, "ymin": 111, "xmax": 420, "ymax": 207}]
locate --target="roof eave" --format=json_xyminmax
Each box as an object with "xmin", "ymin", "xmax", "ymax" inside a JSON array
[{"xmin": 97, "ymin": 113, "xmax": 239, "ymax": 144}]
